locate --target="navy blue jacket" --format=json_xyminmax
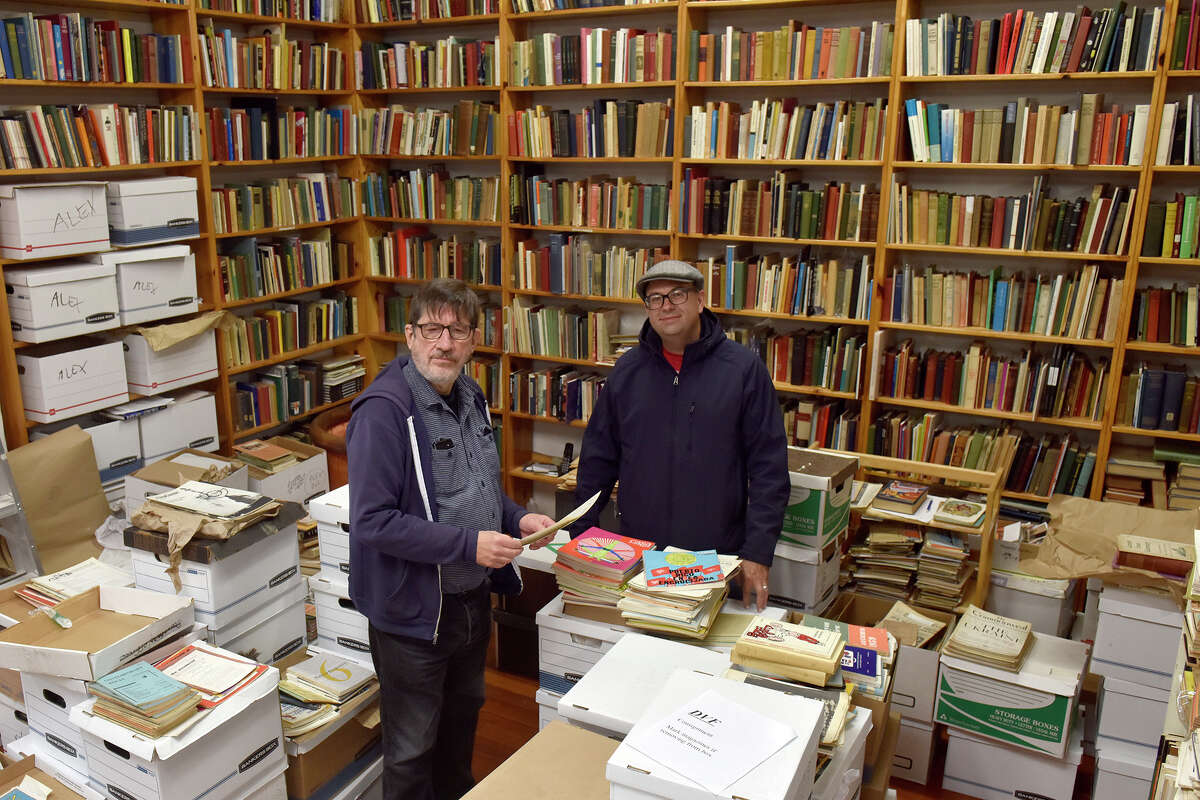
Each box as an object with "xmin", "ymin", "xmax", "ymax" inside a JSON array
[
  {"xmin": 346, "ymin": 357, "xmax": 525, "ymax": 641},
  {"xmin": 572, "ymin": 309, "xmax": 790, "ymax": 566}
]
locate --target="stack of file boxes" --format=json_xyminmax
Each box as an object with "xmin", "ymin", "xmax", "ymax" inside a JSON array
[{"xmin": 308, "ymin": 485, "xmax": 373, "ymax": 666}]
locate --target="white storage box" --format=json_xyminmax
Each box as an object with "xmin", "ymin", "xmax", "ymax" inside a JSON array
[
  {"xmin": 86, "ymin": 244, "xmax": 198, "ymax": 324},
  {"xmin": 557, "ymin": 633, "xmax": 730, "ymax": 739},
  {"xmin": 21, "ymin": 672, "xmax": 89, "ymax": 775},
  {"xmin": 17, "ymin": 339, "xmax": 128, "ymax": 423},
  {"xmin": 71, "ymin": 664, "xmax": 285, "ymax": 800},
  {"xmin": 892, "ymin": 716, "xmax": 935, "ymax": 785},
  {"xmin": 768, "ymin": 538, "xmax": 839, "ymax": 613},
  {"xmin": 242, "ymin": 769, "xmax": 287, "ymax": 800},
  {"xmin": 138, "ymin": 390, "xmax": 219, "ymax": 461},
  {"xmin": 780, "ymin": 447, "xmax": 856, "ymax": 548},
  {"xmin": 245, "ymin": 437, "xmax": 330, "ymax": 505},
  {"xmin": 0, "ymin": 182, "xmax": 109, "ymax": 260},
  {"xmin": 942, "ymin": 712, "xmax": 1083, "ymax": 800},
  {"xmin": 123, "ymin": 449, "xmax": 249, "ymax": 520},
  {"xmin": 986, "ymin": 569, "xmax": 1077, "ymax": 637},
  {"xmin": 812, "ymin": 707, "xmax": 871, "ymax": 800},
  {"xmin": 1093, "ymin": 585, "xmax": 1184, "ymax": 690},
  {"xmin": 127, "ymin": 502, "xmax": 304, "ymax": 631},
  {"xmin": 5, "ymin": 262, "xmax": 119, "ymax": 343},
  {"xmin": 121, "ymin": 329, "xmax": 217, "ymax": 396},
  {"xmin": 1098, "ymin": 675, "xmax": 1170, "ymax": 748},
  {"xmin": 1082, "ymin": 577, "xmax": 1102, "ymax": 643},
  {"xmin": 606, "ymin": 669, "xmax": 824, "ymax": 800},
  {"xmin": 106, "ymin": 177, "xmax": 200, "ymax": 247},
  {"xmin": 310, "ymin": 575, "xmax": 372, "ymax": 666},
  {"xmin": 7, "ymin": 733, "xmax": 104, "ymax": 800},
  {"xmin": 936, "ymin": 632, "xmax": 1089, "ymax": 757},
  {"xmin": 0, "ymin": 691, "xmax": 28, "ymax": 749},
  {"xmin": 207, "ymin": 581, "xmax": 307, "ymax": 665},
  {"xmin": 31, "ymin": 414, "xmax": 141, "ymax": 483},
  {"xmin": 310, "ymin": 484, "xmax": 351, "ymax": 584},
  {"xmin": 536, "ymin": 688, "xmax": 565, "ymax": 731},
  {"xmin": 1093, "ymin": 734, "xmax": 1156, "ymax": 800},
  {"xmin": 535, "ymin": 593, "xmax": 631, "ymax": 695}
]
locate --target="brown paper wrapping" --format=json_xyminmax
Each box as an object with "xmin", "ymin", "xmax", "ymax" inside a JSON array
[{"xmin": 133, "ymin": 310, "xmax": 226, "ymax": 352}]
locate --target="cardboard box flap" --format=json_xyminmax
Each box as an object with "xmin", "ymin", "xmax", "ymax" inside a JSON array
[
  {"xmin": 1098, "ymin": 586, "xmax": 1183, "ymax": 627},
  {"xmin": 1103, "ymin": 674, "xmax": 1171, "ymax": 702},
  {"xmin": 123, "ymin": 501, "xmax": 305, "ymax": 562},
  {"xmin": 786, "ymin": 447, "xmax": 857, "ymax": 487},
  {"xmin": 107, "ymin": 177, "xmax": 197, "ymax": 197},
  {"xmin": 0, "ymin": 182, "xmax": 107, "ymax": 197},
  {"xmin": 89, "ymin": 244, "xmax": 191, "ymax": 266},
  {"xmin": 1096, "ymin": 736, "xmax": 1157, "ymax": 781},
  {"xmin": 0, "ymin": 755, "xmax": 101, "ymax": 800},
  {"xmin": 463, "ymin": 722, "xmax": 618, "ymax": 800},
  {"xmin": 941, "ymin": 632, "xmax": 1089, "ymax": 696},
  {"xmin": 5, "ymin": 262, "xmax": 115, "ymax": 286},
  {"xmin": 989, "ymin": 569, "xmax": 1073, "ymax": 599},
  {"xmin": 308, "ymin": 484, "xmax": 350, "ymax": 528},
  {"xmin": 132, "ymin": 451, "xmax": 244, "ymax": 488},
  {"xmin": 69, "ymin": 664, "xmax": 279, "ymax": 762}
]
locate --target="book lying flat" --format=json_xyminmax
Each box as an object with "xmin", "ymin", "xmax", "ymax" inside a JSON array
[
  {"xmin": 642, "ymin": 549, "xmax": 724, "ymax": 588},
  {"xmin": 944, "ymin": 605, "xmax": 1033, "ymax": 672},
  {"xmin": 732, "ymin": 617, "xmax": 844, "ymax": 676}
]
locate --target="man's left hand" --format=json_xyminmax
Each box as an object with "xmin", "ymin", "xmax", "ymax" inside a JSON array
[
  {"xmin": 519, "ymin": 513, "xmax": 557, "ymax": 549},
  {"xmin": 741, "ymin": 560, "xmax": 771, "ymax": 611}
]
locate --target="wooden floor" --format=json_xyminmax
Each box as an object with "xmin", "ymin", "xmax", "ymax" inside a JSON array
[{"xmin": 471, "ymin": 667, "xmax": 1096, "ymax": 800}]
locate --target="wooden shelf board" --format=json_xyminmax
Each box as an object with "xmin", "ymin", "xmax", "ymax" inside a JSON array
[
  {"xmin": 715, "ymin": 307, "xmax": 870, "ymax": 326},
  {"xmin": 366, "ymin": 277, "xmax": 503, "ymax": 291},
  {"xmin": 196, "ymin": 8, "xmax": 350, "ymax": 27},
  {"xmin": 1137, "ymin": 256, "xmax": 1200, "ymax": 266},
  {"xmin": 680, "ymin": 158, "xmax": 883, "ymax": 167},
  {"xmin": 0, "ymin": 79, "xmax": 191, "ymax": 90},
  {"xmin": 203, "ymin": 86, "xmax": 353, "ymax": 95},
  {"xmin": 360, "ymin": 153, "xmax": 499, "ymax": 161},
  {"xmin": 507, "ymin": 81, "xmax": 676, "ymax": 92},
  {"xmin": 364, "ymin": 216, "xmax": 503, "ymax": 227},
  {"xmin": 232, "ymin": 394, "xmax": 358, "ymax": 440},
  {"xmin": 691, "ymin": 0, "xmax": 881, "ymax": 8},
  {"xmin": 509, "ymin": 3, "xmax": 676, "ymax": 20},
  {"xmin": 359, "ymin": 85, "xmax": 501, "ymax": 94},
  {"xmin": 892, "ymin": 161, "xmax": 1142, "ymax": 173},
  {"xmin": 680, "ymin": 232, "xmax": 875, "ymax": 248},
  {"xmin": 1109, "ymin": 426, "xmax": 1200, "ymax": 443},
  {"xmin": 507, "ymin": 155, "xmax": 672, "ymax": 163},
  {"xmin": 1151, "ymin": 165, "xmax": 1200, "ymax": 173},
  {"xmin": 210, "ymin": 155, "xmax": 355, "ymax": 167},
  {"xmin": 510, "ymin": 288, "xmax": 644, "ymax": 306},
  {"xmin": 901, "ymin": 71, "xmax": 1155, "ymax": 83},
  {"xmin": 508, "ymin": 410, "xmax": 588, "ymax": 428},
  {"xmin": 508, "ymin": 467, "xmax": 564, "ymax": 485},
  {"xmin": 874, "ymin": 395, "xmax": 1103, "ymax": 430},
  {"xmin": 14, "ymin": 0, "xmax": 187, "ymax": 13},
  {"xmin": 213, "ymin": 218, "xmax": 357, "ymax": 239},
  {"xmin": 2, "ymin": 160, "xmax": 201, "ymax": 178},
  {"xmin": 358, "ymin": 12, "xmax": 500, "ymax": 27},
  {"xmin": 685, "ymin": 77, "xmax": 890, "ymax": 88},
  {"xmin": 226, "ymin": 333, "xmax": 364, "ymax": 375},
  {"xmin": 508, "ymin": 352, "xmax": 616, "ymax": 368},
  {"xmin": 509, "ymin": 223, "xmax": 670, "ymax": 236},
  {"xmin": 878, "ymin": 321, "xmax": 1114, "ymax": 348},
  {"xmin": 886, "ymin": 243, "xmax": 1128, "ymax": 262},
  {"xmin": 772, "ymin": 382, "xmax": 858, "ymax": 400},
  {"xmin": 1124, "ymin": 341, "xmax": 1200, "ymax": 355},
  {"xmin": 221, "ymin": 276, "xmax": 360, "ymax": 310},
  {"xmin": 1002, "ymin": 490, "xmax": 1051, "ymax": 503},
  {"xmin": 368, "ymin": 332, "xmax": 502, "ymax": 356}
]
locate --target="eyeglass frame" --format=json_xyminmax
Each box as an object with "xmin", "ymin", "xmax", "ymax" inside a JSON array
[
  {"xmin": 408, "ymin": 321, "xmax": 476, "ymax": 341},
  {"xmin": 642, "ymin": 286, "xmax": 695, "ymax": 310}
]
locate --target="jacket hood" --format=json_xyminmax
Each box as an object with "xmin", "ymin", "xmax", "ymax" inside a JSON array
[
  {"xmin": 351, "ymin": 356, "xmax": 414, "ymax": 415},
  {"xmin": 638, "ymin": 307, "xmax": 726, "ymax": 361}
]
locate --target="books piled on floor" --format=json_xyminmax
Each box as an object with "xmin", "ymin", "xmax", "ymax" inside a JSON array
[
  {"xmin": 801, "ymin": 613, "xmax": 896, "ymax": 700},
  {"xmin": 300, "ymin": 352, "xmax": 366, "ymax": 402},
  {"xmin": 617, "ymin": 548, "xmax": 739, "ymax": 639},
  {"xmin": 730, "ymin": 616, "xmax": 845, "ymax": 687},
  {"xmin": 847, "ymin": 522, "xmax": 919, "ymax": 600},
  {"xmin": 279, "ymin": 650, "xmax": 378, "ymax": 736},
  {"xmin": 233, "ymin": 438, "xmax": 300, "ymax": 473},
  {"xmin": 88, "ymin": 661, "xmax": 201, "ymax": 737},
  {"xmin": 944, "ymin": 605, "xmax": 1033, "ymax": 672},
  {"xmin": 914, "ymin": 531, "xmax": 973, "ymax": 611},
  {"xmin": 15, "ymin": 557, "xmax": 133, "ymax": 609},
  {"xmin": 1170, "ymin": 461, "xmax": 1200, "ymax": 511},
  {"xmin": 553, "ymin": 528, "xmax": 655, "ymax": 611}
]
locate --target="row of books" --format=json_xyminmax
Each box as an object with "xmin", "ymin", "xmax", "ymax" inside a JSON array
[
  {"xmin": 210, "ymin": 173, "xmax": 357, "ymax": 234},
  {"xmin": 358, "ymin": 36, "xmax": 499, "ymax": 90},
  {"xmin": 509, "ymin": 0, "xmax": 664, "ymax": 11},
  {"xmin": 360, "ymin": 169, "xmax": 501, "ymax": 223},
  {"xmin": 233, "ymin": 360, "xmax": 345, "ymax": 431},
  {"xmin": 365, "ymin": 228, "xmax": 503, "ymax": 284},
  {"xmin": 207, "ymin": 104, "xmax": 354, "ymax": 161},
  {"xmin": 376, "ymin": 292, "xmax": 501, "ymax": 343},
  {"xmin": 699, "ymin": 248, "xmax": 872, "ymax": 320},
  {"xmin": 883, "ymin": 263, "xmax": 1123, "ymax": 342},
  {"xmin": 512, "ymin": 235, "xmax": 666, "ymax": 299},
  {"xmin": 509, "ymin": 367, "xmax": 603, "ymax": 423},
  {"xmin": 357, "ymin": 101, "xmax": 496, "ymax": 157},
  {"xmin": 0, "ymin": 103, "xmax": 196, "ymax": 170},
  {"xmin": 199, "ymin": 0, "xmax": 343, "ymax": 22},
  {"xmin": 687, "ymin": 20, "xmax": 896, "ymax": 82},
  {"xmin": 904, "ymin": 6, "xmax": 1163, "ymax": 76},
  {"xmin": 1142, "ymin": 197, "xmax": 1200, "ymax": 260},
  {"xmin": 903, "ymin": 96, "xmax": 1149, "ymax": 167},
  {"xmin": 218, "ymin": 230, "xmax": 352, "ymax": 302},
  {"xmin": 1154, "ymin": 97, "xmax": 1200, "ymax": 167},
  {"xmin": 0, "ymin": 14, "xmax": 189, "ymax": 83},
  {"xmin": 510, "ymin": 28, "xmax": 675, "ymax": 86},
  {"xmin": 1114, "ymin": 366, "xmax": 1200, "ymax": 433},
  {"xmin": 223, "ymin": 293, "xmax": 359, "ymax": 369},
  {"xmin": 887, "ymin": 178, "xmax": 1136, "ymax": 256},
  {"xmin": 197, "ymin": 23, "xmax": 348, "ymax": 90},
  {"xmin": 356, "ymin": 0, "xmax": 497, "ymax": 22},
  {"xmin": 1127, "ymin": 284, "xmax": 1199, "ymax": 348},
  {"xmin": 1172, "ymin": 1, "xmax": 1200, "ymax": 71},
  {"xmin": 469, "ymin": 357, "xmax": 500, "ymax": 408},
  {"xmin": 508, "ymin": 173, "xmax": 670, "ymax": 231},
  {"xmin": 779, "ymin": 397, "xmax": 849, "ymax": 448},
  {"xmin": 504, "ymin": 297, "xmax": 621, "ymax": 363},
  {"xmin": 508, "ymin": 100, "xmax": 673, "ymax": 159},
  {"xmin": 685, "ymin": 98, "xmax": 887, "ymax": 163},
  {"xmin": 750, "ymin": 326, "xmax": 865, "ymax": 395},
  {"xmin": 680, "ymin": 170, "xmax": 880, "ymax": 243}
]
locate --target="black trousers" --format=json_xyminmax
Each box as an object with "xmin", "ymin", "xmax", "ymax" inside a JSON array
[{"xmin": 368, "ymin": 583, "xmax": 491, "ymax": 800}]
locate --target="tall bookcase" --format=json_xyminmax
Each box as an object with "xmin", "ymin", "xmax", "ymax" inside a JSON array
[{"xmin": 0, "ymin": 0, "xmax": 1194, "ymax": 510}]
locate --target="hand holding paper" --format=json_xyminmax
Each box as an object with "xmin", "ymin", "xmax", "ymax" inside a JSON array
[{"xmin": 518, "ymin": 491, "xmax": 602, "ymax": 547}]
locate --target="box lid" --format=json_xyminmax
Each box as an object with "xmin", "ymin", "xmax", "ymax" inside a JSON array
[
  {"xmin": 0, "ymin": 181, "xmax": 105, "ymax": 197},
  {"xmin": 130, "ymin": 450, "xmax": 246, "ymax": 490},
  {"xmin": 4, "ymin": 262, "xmax": 115, "ymax": 287},
  {"xmin": 535, "ymin": 593, "xmax": 631, "ymax": 642},
  {"xmin": 786, "ymin": 447, "xmax": 857, "ymax": 489},
  {"xmin": 1095, "ymin": 735, "xmax": 1157, "ymax": 781},
  {"xmin": 106, "ymin": 177, "xmax": 198, "ymax": 197},
  {"xmin": 1102, "ymin": 674, "xmax": 1171, "ymax": 703},
  {"xmin": 1098, "ymin": 586, "xmax": 1183, "ymax": 628},
  {"xmin": 989, "ymin": 568, "xmax": 1073, "ymax": 599},
  {"xmin": 122, "ymin": 501, "xmax": 305, "ymax": 562},
  {"xmin": 86, "ymin": 244, "xmax": 192, "ymax": 266},
  {"xmin": 559, "ymin": 634, "xmax": 730, "ymax": 736},
  {"xmin": 940, "ymin": 632, "xmax": 1089, "ymax": 697},
  {"xmin": 463, "ymin": 722, "xmax": 618, "ymax": 800},
  {"xmin": 309, "ymin": 484, "xmax": 350, "ymax": 527}
]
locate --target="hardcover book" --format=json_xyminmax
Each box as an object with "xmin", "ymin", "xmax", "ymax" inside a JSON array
[
  {"xmin": 933, "ymin": 498, "xmax": 987, "ymax": 527},
  {"xmin": 871, "ymin": 479, "xmax": 930, "ymax": 514},
  {"xmin": 642, "ymin": 548, "xmax": 724, "ymax": 587}
]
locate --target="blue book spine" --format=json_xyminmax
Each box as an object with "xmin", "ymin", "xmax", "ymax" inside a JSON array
[
  {"xmin": 841, "ymin": 645, "xmax": 878, "ymax": 679},
  {"xmin": 51, "ymin": 23, "xmax": 64, "ymax": 81},
  {"xmin": 0, "ymin": 23, "xmax": 12, "ymax": 79},
  {"xmin": 926, "ymin": 103, "xmax": 941, "ymax": 162},
  {"xmin": 13, "ymin": 20, "xmax": 34, "ymax": 81},
  {"xmin": 724, "ymin": 243, "xmax": 735, "ymax": 309},
  {"xmin": 991, "ymin": 281, "xmax": 1008, "ymax": 330}
]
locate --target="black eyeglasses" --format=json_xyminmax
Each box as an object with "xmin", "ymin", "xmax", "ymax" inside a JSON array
[
  {"xmin": 412, "ymin": 322, "xmax": 473, "ymax": 341},
  {"xmin": 643, "ymin": 287, "xmax": 693, "ymax": 310}
]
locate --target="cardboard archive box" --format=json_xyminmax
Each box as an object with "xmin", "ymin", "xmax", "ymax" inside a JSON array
[
  {"xmin": 1093, "ymin": 733, "xmax": 1156, "ymax": 800},
  {"xmin": 779, "ymin": 448, "xmax": 857, "ymax": 549},
  {"xmin": 942, "ymin": 710, "xmax": 1084, "ymax": 800},
  {"xmin": 1098, "ymin": 674, "xmax": 1170, "ymax": 748},
  {"xmin": 21, "ymin": 672, "xmax": 91, "ymax": 775},
  {"xmin": 137, "ymin": 390, "xmax": 219, "ymax": 462},
  {"xmin": 245, "ymin": 437, "xmax": 330, "ymax": 505},
  {"xmin": 0, "ymin": 182, "xmax": 109, "ymax": 260},
  {"xmin": 121, "ymin": 329, "xmax": 217, "ymax": 396},
  {"xmin": 32, "ymin": 415, "xmax": 142, "ymax": 483},
  {"xmin": 207, "ymin": 580, "xmax": 307, "ymax": 665},
  {"xmin": 5, "ymin": 262, "xmax": 120, "ymax": 343},
  {"xmin": 536, "ymin": 688, "xmax": 566, "ymax": 731},
  {"xmin": 309, "ymin": 576, "xmax": 372, "ymax": 666},
  {"xmin": 768, "ymin": 536, "xmax": 839, "ymax": 613},
  {"xmin": 0, "ymin": 692, "xmax": 28, "ymax": 750},
  {"xmin": 0, "ymin": 754, "xmax": 104, "ymax": 800},
  {"xmin": 309, "ymin": 484, "xmax": 350, "ymax": 584},
  {"xmin": 105, "ymin": 177, "xmax": 200, "ymax": 247},
  {"xmin": 535, "ymin": 593, "xmax": 631, "ymax": 696},
  {"xmin": 17, "ymin": 339, "xmax": 128, "ymax": 423},
  {"xmin": 85, "ymin": 244, "xmax": 198, "ymax": 324},
  {"xmin": 985, "ymin": 568, "xmax": 1077, "ymax": 637},
  {"xmin": 1092, "ymin": 585, "xmax": 1184, "ymax": 691},
  {"xmin": 123, "ymin": 449, "xmax": 249, "ymax": 520}
]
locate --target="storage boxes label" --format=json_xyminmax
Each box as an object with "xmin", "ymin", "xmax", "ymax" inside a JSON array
[
  {"xmin": 779, "ymin": 448, "xmax": 856, "ymax": 547},
  {"xmin": 0, "ymin": 182, "xmax": 109, "ymax": 260},
  {"xmin": 936, "ymin": 663, "xmax": 1073, "ymax": 756}
]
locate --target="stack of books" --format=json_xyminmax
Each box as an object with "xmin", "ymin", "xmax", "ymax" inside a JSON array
[
  {"xmin": 944, "ymin": 605, "xmax": 1033, "ymax": 672},
  {"xmin": 1185, "ymin": 531, "xmax": 1200, "ymax": 663},
  {"xmin": 913, "ymin": 531, "xmax": 973, "ymax": 611},
  {"xmin": 877, "ymin": 600, "xmax": 948, "ymax": 648},
  {"xmin": 933, "ymin": 498, "xmax": 987, "ymax": 528},
  {"xmin": 848, "ymin": 522, "xmax": 920, "ymax": 600},
  {"xmin": 724, "ymin": 668, "xmax": 852, "ymax": 751},
  {"xmin": 730, "ymin": 616, "xmax": 845, "ymax": 687},
  {"xmin": 552, "ymin": 528, "xmax": 655, "ymax": 611},
  {"xmin": 1105, "ymin": 445, "xmax": 1167, "ymax": 507},
  {"xmin": 279, "ymin": 651, "xmax": 377, "ymax": 737},
  {"xmin": 1171, "ymin": 461, "xmax": 1200, "ymax": 511},
  {"xmin": 15, "ymin": 557, "xmax": 132, "ymax": 609},
  {"xmin": 88, "ymin": 661, "xmax": 201, "ymax": 737},
  {"xmin": 801, "ymin": 613, "xmax": 895, "ymax": 699},
  {"xmin": 617, "ymin": 549, "xmax": 739, "ymax": 639},
  {"xmin": 869, "ymin": 479, "xmax": 931, "ymax": 516},
  {"xmin": 300, "ymin": 352, "xmax": 367, "ymax": 403},
  {"xmin": 233, "ymin": 439, "xmax": 300, "ymax": 473},
  {"xmin": 298, "ymin": 517, "xmax": 320, "ymax": 576},
  {"xmin": 1114, "ymin": 534, "xmax": 1194, "ymax": 580}
]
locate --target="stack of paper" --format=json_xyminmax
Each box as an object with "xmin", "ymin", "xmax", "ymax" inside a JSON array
[
  {"xmin": 16, "ymin": 557, "xmax": 133, "ymax": 609},
  {"xmin": 552, "ymin": 528, "xmax": 655, "ymax": 609},
  {"xmin": 730, "ymin": 616, "xmax": 845, "ymax": 687},
  {"xmin": 146, "ymin": 481, "xmax": 275, "ymax": 522},
  {"xmin": 944, "ymin": 605, "xmax": 1033, "ymax": 672},
  {"xmin": 876, "ymin": 600, "xmax": 947, "ymax": 648},
  {"xmin": 848, "ymin": 522, "xmax": 919, "ymax": 600},
  {"xmin": 278, "ymin": 651, "xmax": 378, "ymax": 736},
  {"xmin": 723, "ymin": 668, "xmax": 851, "ymax": 750},
  {"xmin": 88, "ymin": 661, "xmax": 201, "ymax": 737},
  {"xmin": 154, "ymin": 642, "xmax": 269, "ymax": 708},
  {"xmin": 618, "ymin": 549, "xmax": 740, "ymax": 639},
  {"xmin": 298, "ymin": 517, "xmax": 319, "ymax": 576},
  {"xmin": 913, "ymin": 531, "xmax": 973, "ymax": 611}
]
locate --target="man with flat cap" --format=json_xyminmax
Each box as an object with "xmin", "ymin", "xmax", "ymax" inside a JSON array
[{"xmin": 570, "ymin": 260, "xmax": 790, "ymax": 610}]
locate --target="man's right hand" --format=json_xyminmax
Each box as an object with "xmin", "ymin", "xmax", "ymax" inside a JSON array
[{"xmin": 476, "ymin": 531, "xmax": 523, "ymax": 568}]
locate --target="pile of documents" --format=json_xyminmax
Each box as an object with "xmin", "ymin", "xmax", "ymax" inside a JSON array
[
  {"xmin": 913, "ymin": 531, "xmax": 973, "ymax": 611},
  {"xmin": 944, "ymin": 605, "xmax": 1032, "ymax": 672},
  {"xmin": 802, "ymin": 613, "xmax": 895, "ymax": 699},
  {"xmin": 89, "ymin": 661, "xmax": 201, "ymax": 737},
  {"xmin": 278, "ymin": 650, "xmax": 377, "ymax": 736},
  {"xmin": 618, "ymin": 549, "xmax": 739, "ymax": 639},
  {"xmin": 877, "ymin": 600, "xmax": 947, "ymax": 648},
  {"xmin": 730, "ymin": 616, "xmax": 845, "ymax": 687},
  {"xmin": 724, "ymin": 668, "xmax": 851, "ymax": 750},
  {"xmin": 233, "ymin": 439, "xmax": 300, "ymax": 473},
  {"xmin": 552, "ymin": 528, "xmax": 655, "ymax": 610},
  {"xmin": 14, "ymin": 557, "xmax": 132, "ymax": 609},
  {"xmin": 848, "ymin": 522, "xmax": 919, "ymax": 600},
  {"xmin": 155, "ymin": 642, "xmax": 271, "ymax": 708}
]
